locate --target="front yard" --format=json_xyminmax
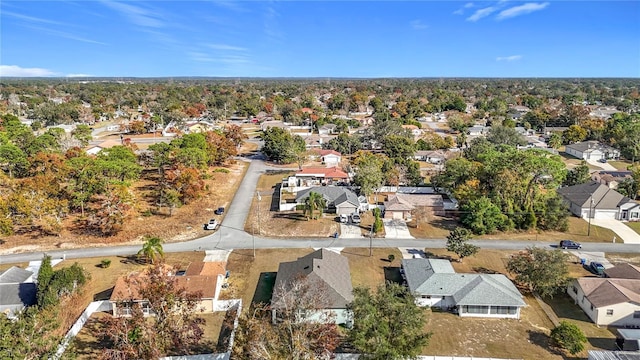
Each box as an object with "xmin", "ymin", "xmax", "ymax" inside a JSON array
[{"xmin": 625, "ymin": 221, "xmax": 640, "ymax": 235}]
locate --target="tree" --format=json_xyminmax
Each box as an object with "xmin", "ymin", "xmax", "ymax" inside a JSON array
[
  {"xmin": 486, "ymin": 125, "xmax": 527, "ymax": 147},
  {"xmin": 383, "ymin": 134, "xmax": 415, "ymax": 160},
  {"xmin": 352, "ymin": 151, "xmax": 385, "ymax": 196},
  {"xmin": 36, "ymin": 255, "xmax": 54, "ymax": 307},
  {"xmin": 547, "ymin": 132, "xmax": 562, "ymax": 149},
  {"xmin": 261, "ymin": 127, "xmax": 305, "ymax": 164},
  {"xmin": 506, "ymin": 247, "xmax": 569, "ymax": 298},
  {"xmin": 233, "ymin": 277, "xmax": 341, "ymax": 359},
  {"xmin": 348, "ymin": 282, "xmax": 431, "ymax": 360},
  {"xmin": 563, "ymin": 161, "xmax": 590, "ymax": 186},
  {"xmin": 137, "ymin": 236, "xmax": 164, "ymax": 264},
  {"xmin": 562, "ymin": 125, "xmax": 587, "ymax": 144},
  {"xmin": 446, "ymin": 227, "xmax": 479, "ymax": 262},
  {"xmin": 303, "ymin": 191, "xmax": 326, "ymax": 220},
  {"xmin": 72, "ymin": 124, "xmax": 93, "ymax": 146},
  {"xmin": 460, "ymin": 197, "xmax": 510, "ymax": 235},
  {"xmin": 0, "ymin": 307, "xmax": 68, "ymax": 360},
  {"xmin": 101, "ymin": 261, "xmax": 206, "ymax": 359},
  {"xmin": 550, "ymin": 321, "xmax": 587, "ymax": 355}
]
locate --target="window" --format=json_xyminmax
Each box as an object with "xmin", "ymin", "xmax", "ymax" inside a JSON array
[
  {"xmin": 633, "ymin": 311, "xmax": 640, "ymax": 319},
  {"xmin": 462, "ymin": 305, "xmax": 489, "ymax": 314},
  {"xmin": 590, "ymin": 304, "xmax": 594, "ymax": 311},
  {"xmin": 572, "ymin": 286, "xmax": 578, "ymax": 294},
  {"xmin": 421, "ymin": 295, "xmax": 431, "ymax": 299},
  {"xmin": 606, "ymin": 309, "xmax": 614, "ymax": 316},
  {"xmin": 490, "ymin": 306, "xmax": 518, "ymax": 315}
]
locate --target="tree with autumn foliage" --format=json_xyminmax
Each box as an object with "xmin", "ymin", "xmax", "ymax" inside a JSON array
[
  {"xmin": 100, "ymin": 261, "xmax": 207, "ymax": 360},
  {"xmin": 232, "ymin": 277, "xmax": 341, "ymax": 359},
  {"xmin": 84, "ymin": 185, "xmax": 134, "ymax": 236},
  {"xmin": 165, "ymin": 165, "xmax": 206, "ymax": 205},
  {"xmin": 224, "ymin": 124, "xmax": 249, "ymax": 148}
]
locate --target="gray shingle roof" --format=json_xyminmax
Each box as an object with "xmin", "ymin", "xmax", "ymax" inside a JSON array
[
  {"xmin": 401, "ymin": 258, "xmax": 524, "ymax": 307},
  {"xmin": 588, "ymin": 350, "xmax": 640, "ymax": 360},
  {"xmin": 272, "ymin": 249, "xmax": 354, "ymax": 309},
  {"xmin": 0, "ymin": 266, "xmax": 33, "ymax": 284},
  {"xmin": 557, "ymin": 181, "xmax": 630, "ymax": 209},
  {"xmin": 296, "ymin": 186, "xmax": 359, "ymax": 207},
  {"xmin": 0, "ymin": 283, "xmax": 37, "ymax": 310},
  {"xmin": 566, "ymin": 141, "xmax": 618, "ymax": 154}
]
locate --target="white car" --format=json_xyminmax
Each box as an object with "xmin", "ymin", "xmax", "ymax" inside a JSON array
[
  {"xmin": 204, "ymin": 219, "xmax": 219, "ymax": 230},
  {"xmin": 350, "ymin": 213, "xmax": 361, "ymax": 224},
  {"xmin": 339, "ymin": 214, "xmax": 349, "ymax": 223}
]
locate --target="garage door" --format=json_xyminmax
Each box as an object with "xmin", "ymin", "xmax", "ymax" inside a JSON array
[{"xmin": 594, "ymin": 211, "xmax": 618, "ymax": 220}]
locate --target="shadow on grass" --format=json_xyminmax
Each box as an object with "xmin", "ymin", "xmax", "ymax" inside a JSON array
[
  {"xmin": 272, "ymin": 212, "xmax": 308, "ymax": 221},
  {"xmin": 424, "ymin": 251, "xmax": 454, "ymax": 262},
  {"xmin": 587, "ymin": 336, "xmax": 616, "ymax": 351},
  {"xmin": 472, "ymin": 267, "xmax": 501, "ymax": 274},
  {"xmin": 252, "ymin": 272, "xmax": 277, "ymax": 305},
  {"xmin": 545, "ymin": 293, "xmax": 593, "ymax": 322},
  {"xmin": 429, "ymin": 217, "xmax": 459, "ymax": 231},
  {"xmin": 384, "ymin": 266, "xmax": 403, "ymax": 284},
  {"xmin": 93, "ymin": 287, "xmax": 114, "ymax": 301},
  {"xmin": 215, "ymin": 308, "xmax": 238, "ymax": 353}
]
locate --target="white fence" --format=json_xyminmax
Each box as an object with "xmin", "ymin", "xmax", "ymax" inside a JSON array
[
  {"xmin": 377, "ymin": 186, "xmax": 436, "ymax": 194},
  {"xmin": 52, "ymin": 300, "xmax": 112, "ymax": 359}
]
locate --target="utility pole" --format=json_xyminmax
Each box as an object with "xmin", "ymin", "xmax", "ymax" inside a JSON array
[
  {"xmin": 588, "ymin": 195, "xmax": 594, "ymax": 236},
  {"xmin": 369, "ymin": 224, "xmax": 373, "ymax": 257},
  {"xmin": 256, "ymin": 191, "xmax": 262, "ymax": 257}
]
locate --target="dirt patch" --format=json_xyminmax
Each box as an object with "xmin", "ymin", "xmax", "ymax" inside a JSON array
[{"xmin": 0, "ymin": 162, "xmax": 247, "ymax": 255}]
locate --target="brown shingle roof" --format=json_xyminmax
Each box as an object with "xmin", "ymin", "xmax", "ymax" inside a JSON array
[
  {"xmin": 605, "ymin": 263, "xmax": 640, "ymax": 280},
  {"xmin": 578, "ymin": 278, "xmax": 640, "ymax": 307}
]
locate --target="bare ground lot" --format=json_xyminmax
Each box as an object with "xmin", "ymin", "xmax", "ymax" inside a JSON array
[{"xmin": 0, "ymin": 160, "xmax": 247, "ymax": 255}]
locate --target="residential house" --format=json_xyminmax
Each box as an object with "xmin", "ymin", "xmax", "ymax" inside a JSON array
[
  {"xmin": 383, "ymin": 194, "xmax": 445, "ymax": 220},
  {"xmin": 413, "ymin": 150, "xmax": 446, "ymax": 164},
  {"xmin": 401, "ymin": 258, "xmax": 525, "ymax": 319},
  {"xmin": 260, "ymin": 121, "xmax": 289, "ymax": 132},
  {"xmin": 302, "ymin": 134, "xmax": 326, "ymax": 149},
  {"xmin": 110, "ymin": 261, "xmax": 227, "ymax": 317},
  {"xmin": 615, "ymin": 329, "xmax": 640, "ymax": 351},
  {"xmin": 592, "ymin": 170, "xmax": 633, "ymax": 190},
  {"xmin": 312, "ymin": 149, "xmax": 342, "ymax": 166},
  {"xmin": 85, "ymin": 139, "xmax": 123, "ymax": 155},
  {"xmin": 565, "ymin": 141, "xmax": 621, "ymax": 161},
  {"xmin": 272, "ymin": 249, "xmax": 353, "ymax": 325},
  {"xmin": 557, "ymin": 181, "xmax": 640, "ymax": 220},
  {"xmin": 467, "ymin": 125, "xmax": 488, "ymax": 136},
  {"xmin": 402, "ymin": 124, "xmax": 423, "ymax": 138},
  {"xmin": 318, "ymin": 124, "xmax": 338, "ymax": 135},
  {"xmin": 0, "ymin": 266, "xmax": 37, "ymax": 318},
  {"xmin": 289, "ymin": 167, "xmax": 350, "ymax": 187},
  {"xmin": 185, "ymin": 121, "xmax": 216, "ymax": 134},
  {"xmin": 567, "ymin": 277, "xmax": 640, "ymax": 326},
  {"xmin": 605, "ymin": 263, "xmax": 640, "ymax": 280},
  {"xmin": 295, "ymin": 186, "xmax": 360, "ymax": 215}
]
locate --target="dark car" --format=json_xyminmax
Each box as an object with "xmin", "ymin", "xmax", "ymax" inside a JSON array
[
  {"xmin": 559, "ymin": 240, "xmax": 582, "ymax": 249},
  {"xmin": 214, "ymin": 207, "xmax": 225, "ymax": 215},
  {"xmin": 589, "ymin": 262, "xmax": 605, "ymax": 276},
  {"xmin": 598, "ymin": 158, "xmax": 607, "ymax": 163}
]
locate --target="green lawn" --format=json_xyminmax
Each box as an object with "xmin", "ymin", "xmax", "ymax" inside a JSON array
[
  {"xmin": 625, "ymin": 222, "xmax": 640, "ymax": 235},
  {"xmin": 608, "ymin": 160, "xmax": 634, "ymax": 171}
]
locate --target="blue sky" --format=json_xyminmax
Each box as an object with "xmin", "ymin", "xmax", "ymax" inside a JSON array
[{"xmin": 1, "ymin": 1, "xmax": 639, "ymax": 78}]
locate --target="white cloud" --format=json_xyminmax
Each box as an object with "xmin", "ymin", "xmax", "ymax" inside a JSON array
[
  {"xmin": 496, "ymin": 55, "xmax": 523, "ymax": 61},
  {"xmin": 464, "ymin": 3, "xmax": 475, "ymax": 8},
  {"xmin": 101, "ymin": 1, "xmax": 164, "ymax": 28},
  {"xmin": 66, "ymin": 74, "xmax": 94, "ymax": 78},
  {"xmin": 206, "ymin": 43, "xmax": 247, "ymax": 51},
  {"xmin": 0, "ymin": 65, "xmax": 57, "ymax": 77},
  {"xmin": 497, "ymin": 2, "xmax": 549, "ymax": 20},
  {"xmin": 466, "ymin": 6, "xmax": 499, "ymax": 22},
  {"xmin": 3, "ymin": 10, "xmax": 65, "ymax": 26},
  {"xmin": 410, "ymin": 20, "xmax": 428, "ymax": 30}
]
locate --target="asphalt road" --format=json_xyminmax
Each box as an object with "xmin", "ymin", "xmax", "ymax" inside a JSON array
[{"xmin": 2, "ymin": 152, "xmax": 640, "ymax": 265}]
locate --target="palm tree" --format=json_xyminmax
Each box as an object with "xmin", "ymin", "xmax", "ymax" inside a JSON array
[
  {"xmin": 137, "ymin": 236, "xmax": 164, "ymax": 264},
  {"xmin": 303, "ymin": 192, "xmax": 326, "ymax": 220}
]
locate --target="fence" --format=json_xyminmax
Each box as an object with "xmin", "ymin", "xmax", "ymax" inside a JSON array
[{"xmin": 52, "ymin": 300, "xmax": 112, "ymax": 359}]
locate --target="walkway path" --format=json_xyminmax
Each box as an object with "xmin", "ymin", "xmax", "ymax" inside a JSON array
[{"xmin": 591, "ymin": 219, "xmax": 640, "ymax": 244}]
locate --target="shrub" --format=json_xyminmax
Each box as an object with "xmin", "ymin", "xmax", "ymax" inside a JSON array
[
  {"xmin": 101, "ymin": 259, "xmax": 112, "ymax": 268},
  {"xmin": 214, "ymin": 168, "xmax": 230, "ymax": 174}
]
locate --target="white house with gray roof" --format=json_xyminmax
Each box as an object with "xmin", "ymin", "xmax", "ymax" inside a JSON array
[
  {"xmin": 0, "ymin": 266, "xmax": 37, "ymax": 319},
  {"xmin": 401, "ymin": 258, "xmax": 526, "ymax": 319},
  {"xmin": 557, "ymin": 181, "xmax": 639, "ymax": 220},
  {"xmin": 295, "ymin": 186, "xmax": 363, "ymax": 215}
]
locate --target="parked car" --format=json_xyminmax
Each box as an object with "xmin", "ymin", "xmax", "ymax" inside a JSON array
[
  {"xmin": 214, "ymin": 207, "xmax": 225, "ymax": 215},
  {"xmin": 339, "ymin": 214, "xmax": 349, "ymax": 223},
  {"xmin": 559, "ymin": 240, "xmax": 582, "ymax": 249},
  {"xmin": 599, "ymin": 158, "xmax": 607, "ymax": 163},
  {"xmin": 204, "ymin": 219, "xmax": 219, "ymax": 230},
  {"xmin": 350, "ymin": 213, "xmax": 361, "ymax": 224},
  {"xmin": 589, "ymin": 262, "xmax": 606, "ymax": 276}
]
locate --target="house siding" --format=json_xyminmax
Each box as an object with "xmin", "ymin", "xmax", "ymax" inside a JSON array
[{"xmin": 568, "ymin": 282, "xmax": 640, "ymax": 326}]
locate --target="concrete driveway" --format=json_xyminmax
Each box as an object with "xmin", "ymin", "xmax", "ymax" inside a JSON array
[
  {"xmin": 383, "ymin": 219, "xmax": 415, "ymax": 239},
  {"xmin": 569, "ymin": 251, "xmax": 614, "ymax": 268},
  {"xmin": 591, "ymin": 219, "xmax": 640, "ymax": 244},
  {"xmin": 586, "ymin": 158, "xmax": 617, "ymax": 171},
  {"xmin": 340, "ymin": 223, "xmax": 363, "ymax": 238}
]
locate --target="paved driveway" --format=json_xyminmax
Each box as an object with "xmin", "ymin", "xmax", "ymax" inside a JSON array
[
  {"xmin": 586, "ymin": 158, "xmax": 617, "ymax": 171},
  {"xmin": 340, "ymin": 223, "xmax": 363, "ymax": 238},
  {"xmin": 591, "ymin": 219, "xmax": 640, "ymax": 244},
  {"xmin": 383, "ymin": 219, "xmax": 415, "ymax": 239}
]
